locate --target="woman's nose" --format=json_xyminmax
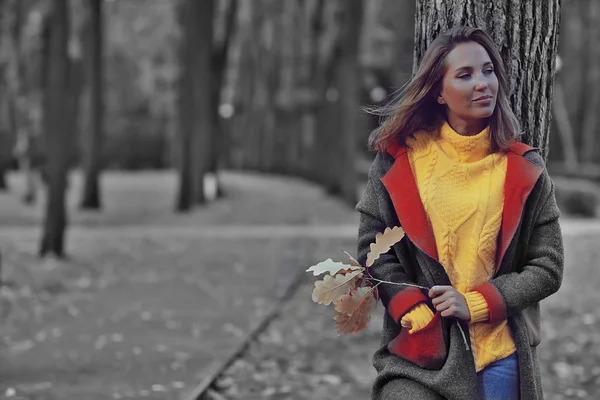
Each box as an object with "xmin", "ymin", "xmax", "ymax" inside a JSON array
[{"xmin": 474, "ymin": 77, "xmax": 489, "ymax": 91}]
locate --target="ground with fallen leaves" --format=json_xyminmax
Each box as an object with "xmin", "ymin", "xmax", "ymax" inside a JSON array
[
  {"xmin": 0, "ymin": 170, "xmax": 599, "ymax": 400},
  {"xmin": 213, "ymin": 232, "xmax": 600, "ymax": 400}
]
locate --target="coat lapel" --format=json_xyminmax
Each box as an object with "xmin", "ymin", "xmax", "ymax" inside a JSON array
[
  {"xmin": 380, "ymin": 139, "xmax": 543, "ymax": 276},
  {"xmin": 496, "ymin": 142, "xmax": 544, "ymax": 271},
  {"xmin": 380, "ymin": 141, "xmax": 438, "ymax": 261}
]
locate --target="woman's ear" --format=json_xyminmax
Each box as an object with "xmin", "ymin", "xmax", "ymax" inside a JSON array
[{"xmin": 437, "ymin": 93, "xmax": 446, "ymax": 105}]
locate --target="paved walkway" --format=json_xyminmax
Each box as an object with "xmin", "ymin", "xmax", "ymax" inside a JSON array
[
  {"xmin": 1, "ymin": 216, "xmax": 598, "ymax": 238},
  {"xmin": 0, "ymin": 171, "xmax": 360, "ymax": 400},
  {"xmin": 1, "ymin": 170, "xmax": 599, "ymax": 400}
]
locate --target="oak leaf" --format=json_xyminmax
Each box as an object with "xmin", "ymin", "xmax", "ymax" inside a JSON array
[
  {"xmin": 341, "ymin": 250, "xmax": 362, "ymax": 268},
  {"xmin": 366, "ymin": 226, "xmax": 405, "ymax": 267},
  {"xmin": 311, "ymin": 270, "xmax": 362, "ymax": 305},
  {"xmin": 306, "ymin": 258, "xmax": 362, "ymax": 277},
  {"xmin": 333, "ymin": 287, "xmax": 376, "ymax": 334}
]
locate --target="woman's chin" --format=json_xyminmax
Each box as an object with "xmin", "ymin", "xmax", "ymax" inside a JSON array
[{"xmin": 470, "ymin": 109, "xmax": 494, "ymax": 119}]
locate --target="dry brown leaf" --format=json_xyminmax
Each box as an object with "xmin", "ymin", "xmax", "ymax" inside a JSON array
[
  {"xmin": 311, "ymin": 270, "xmax": 362, "ymax": 305},
  {"xmin": 334, "ymin": 287, "xmax": 376, "ymax": 315},
  {"xmin": 333, "ymin": 287, "xmax": 376, "ymax": 334},
  {"xmin": 306, "ymin": 258, "xmax": 362, "ymax": 276},
  {"xmin": 341, "ymin": 250, "xmax": 362, "ymax": 268},
  {"xmin": 366, "ymin": 226, "xmax": 405, "ymax": 267}
]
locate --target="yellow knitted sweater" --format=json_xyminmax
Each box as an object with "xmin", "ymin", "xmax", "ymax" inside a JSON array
[{"xmin": 401, "ymin": 121, "xmax": 516, "ymax": 372}]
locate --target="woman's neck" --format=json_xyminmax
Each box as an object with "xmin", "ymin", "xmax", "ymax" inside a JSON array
[{"xmin": 445, "ymin": 116, "xmax": 488, "ymax": 136}]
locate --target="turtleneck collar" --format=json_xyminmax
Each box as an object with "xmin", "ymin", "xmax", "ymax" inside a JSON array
[{"xmin": 436, "ymin": 121, "xmax": 492, "ymax": 163}]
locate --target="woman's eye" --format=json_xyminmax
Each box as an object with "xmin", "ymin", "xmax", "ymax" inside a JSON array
[
  {"xmin": 484, "ymin": 69, "xmax": 494, "ymax": 75},
  {"xmin": 458, "ymin": 74, "xmax": 471, "ymax": 79}
]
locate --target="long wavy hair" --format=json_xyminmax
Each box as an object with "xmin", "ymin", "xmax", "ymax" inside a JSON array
[{"xmin": 367, "ymin": 26, "xmax": 521, "ymax": 153}]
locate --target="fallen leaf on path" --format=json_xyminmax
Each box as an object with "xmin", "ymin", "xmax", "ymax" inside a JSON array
[
  {"xmin": 223, "ymin": 323, "xmax": 245, "ymax": 338},
  {"xmin": 155, "ymin": 344, "xmax": 168, "ymax": 352},
  {"xmin": 111, "ymin": 333, "xmax": 124, "ymax": 342},
  {"xmin": 10, "ymin": 340, "xmax": 34, "ymax": 353},
  {"xmin": 94, "ymin": 335, "xmax": 107, "ymax": 350},
  {"xmin": 151, "ymin": 384, "xmax": 168, "ymax": 392}
]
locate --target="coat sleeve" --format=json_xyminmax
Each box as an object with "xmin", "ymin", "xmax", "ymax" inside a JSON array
[
  {"xmin": 472, "ymin": 170, "xmax": 564, "ymax": 323},
  {"xmin": 355, "ymin": 151, "xmax": 430, "ymax": 325}
]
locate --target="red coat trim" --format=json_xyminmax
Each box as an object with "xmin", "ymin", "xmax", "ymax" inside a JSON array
[
  {"xmin": 388, "ymin": 311, "xmax": 446, "ymax": 370},
  {"xmin": 497, "ymin": 143, "xmax": 544, "ymax": 270},
  {"xmin": 387, "ymin": 287, "xmax": 429, "ymax": 323},
  {"xmin": 473, "ymin": 282, "xmax": 507, "ymax": 323},
  {"xmin": 380, "ymin": 146, "xmax": 438, "ymax": 261},
  {"xmin": 382, "ymin": 140, "xmax": 543, "ymax": 272}
]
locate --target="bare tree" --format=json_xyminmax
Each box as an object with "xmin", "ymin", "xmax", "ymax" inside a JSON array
[
  {"xmin": 176, "ymin": 0, "xmax": 214, "ymax": 211},
  {"xmin": 80, "ymin": 0, "xmax": 104, "ymax": 209},
  {"xmin": 208, "ymin": 0, "xmax": 238, "ymax": 199},
  {"xmin": 40, "ymin": 0, "xmax": 72, "ymax": 257},
  {"xmin": 5, "ymin": 0, "xmax": 36, "ymax": 201},
  {"xmin": 579, "ymin": 0, "xmax": 600, "ymax": 163},
  {"xmin": 414, "ymin": 0, "xmax": 561, "ymax": 159},
  {"xmin": 336, "ymin": 0, "xmax": 364, "ymax": 206}
]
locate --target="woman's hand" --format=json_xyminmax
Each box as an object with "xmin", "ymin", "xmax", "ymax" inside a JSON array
[{"xmin": 429, "ymin": 286, "xmax": 471, "ymax": 321}]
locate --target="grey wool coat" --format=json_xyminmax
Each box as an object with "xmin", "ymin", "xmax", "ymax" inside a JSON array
[{"xmin": 355, "ymin": 139, "xmax": 564, "ymax": 400}]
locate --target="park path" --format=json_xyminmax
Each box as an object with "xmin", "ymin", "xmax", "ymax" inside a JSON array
[
  {"xmin": 0, "ymin": 171, "xmax": 362, "ymax": 400},
  {"xmin": 1, "ymin": 170, "xmax": 600, "ymax": 400}
]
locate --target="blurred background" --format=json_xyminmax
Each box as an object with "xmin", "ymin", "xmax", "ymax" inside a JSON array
[{"xmin": 0, "ymin": 0, "xmax": 599, "ymax": 399}]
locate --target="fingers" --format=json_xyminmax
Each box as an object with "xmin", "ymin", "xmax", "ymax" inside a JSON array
[
  {"xmin": 434, "ymin": 299, "xmax": 453, "ymax": 313},
  {"xmin": 429, "ymin": 285, "xmax": 453, "ymax": 298},
  {"xmin": 431, "ymin": 291, "xmax": 452, "ymax": 307},
  {"xmin": 440, "ymin": 306, "xmax": 460, "ymax": 318}
]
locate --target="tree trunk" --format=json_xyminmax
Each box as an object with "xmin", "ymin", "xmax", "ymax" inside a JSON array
[
  {"xmin": 80, "ymin": 0, "xmax": 104, "ymax": 209},
  {"xmin": 552, "ymin": 81, "xmax": 579, "ymax": 171},
  {"xmin": 0, "ymin": 166, "xmax": 6, "ymax": 190},
  {"xmin": 335, "ymin": 0, "xmax": 364, "ymax": 206},
  {"xmin": 40, "ymin": 0, "xmax": 71, "ymax": 258},
  {"xmin": 579, "ymin": 0, "xmax": 600, "ymax": 163},
  {"xmin": 414, "ymin": 0, "xmax": 561, "ymax": 160},
  {"xmin": 5, "ymin": 0, "xmax": 36, "ymax": 202},
  {"xmin": 390, "ymin": 0, "xmax": 416, "ymax": 89},
  {"xmin": 312, "ymin": 2, "xmax": 344, "ymax": 190},
  {"xmin": 193, "ymin": 0, "xmax": 214, "ymax": 204},
  {"xmin": 176, "ymin": 0, "xmax": 196, "ymax": 211},
  {"xmin": 209, "ymin": 0, "xmax": 238, "ymax": 199},
  {"xmin": 176, "ymin": 0, "xmax": 214, "ymax": 210}
]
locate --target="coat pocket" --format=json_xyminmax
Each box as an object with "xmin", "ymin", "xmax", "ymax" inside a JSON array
[
  {"xmin": 522, "ymin": 303, "xmax": 541, "ymax": 346},
  {"xmin": 387, "ymin": 311, "xmax": 447, "ymax": 370}
]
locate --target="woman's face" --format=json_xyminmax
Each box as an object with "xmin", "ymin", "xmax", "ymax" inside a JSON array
[{"xmin": 437, "ymin": 42, "xmax": 498, "ymax": 132}]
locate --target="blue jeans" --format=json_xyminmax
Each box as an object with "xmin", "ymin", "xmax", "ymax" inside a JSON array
[{"xmin": 477, "ymin": 352, "xmax": 520, "ymax": 400}]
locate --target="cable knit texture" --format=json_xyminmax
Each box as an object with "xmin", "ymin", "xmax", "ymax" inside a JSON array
[
  {"xmin": 404, "ymin": 121, "xmax": 516, "ymax": 372},
  {"xmin": 401, "ymin": 303, "xmax": 435, "ymax": 334}
]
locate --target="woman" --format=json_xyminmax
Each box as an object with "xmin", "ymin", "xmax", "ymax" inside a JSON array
[{"xmin": 355, "ymin": 26, "xmax": 563, "ymax": 400}]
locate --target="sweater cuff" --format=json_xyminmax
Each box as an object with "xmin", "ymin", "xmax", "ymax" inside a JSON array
[
  {"xmin": 464, "ymin": 291, "xmax": 489, "ymax": 323},
  {"xmin": 472, "ymin": 282, "xmax": 507, "ymax": 323},
  {"xmin": 388, "ymin": 287, "xmax": 429, "ymax": 324},
  {"xmin": 401, "ymin": 303, "xmax": 435, "ymax": 333}
]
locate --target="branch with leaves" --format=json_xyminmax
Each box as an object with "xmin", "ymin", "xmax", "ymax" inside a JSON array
[
  {"xmin": 307, "ymin": 226, "xmax": 417, "ymax": 335},
  {"xmin": 306, "ymin": 226, "xmax": 470, "ymax": 350}
]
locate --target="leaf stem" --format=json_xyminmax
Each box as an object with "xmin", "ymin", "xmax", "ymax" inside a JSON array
[
  {"xmin": 457, "ymin": 323, "xmax": 470, "ymax": 351},
  {"xmin": 365, "ymin": 277, "xmax": 428, "ymax": 290}
]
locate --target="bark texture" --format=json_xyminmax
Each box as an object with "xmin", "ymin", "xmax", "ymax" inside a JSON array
[
  {"xmin": 40, "ymin": 0, "xmax": 71, "ymax": 257},
  {"xmin": 80, "ymin": 0, "xmax": 104, "ymax": 209},
  {"xmin": 414, "ymin": 0, "xmax": 561, "ymax": 160}
]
